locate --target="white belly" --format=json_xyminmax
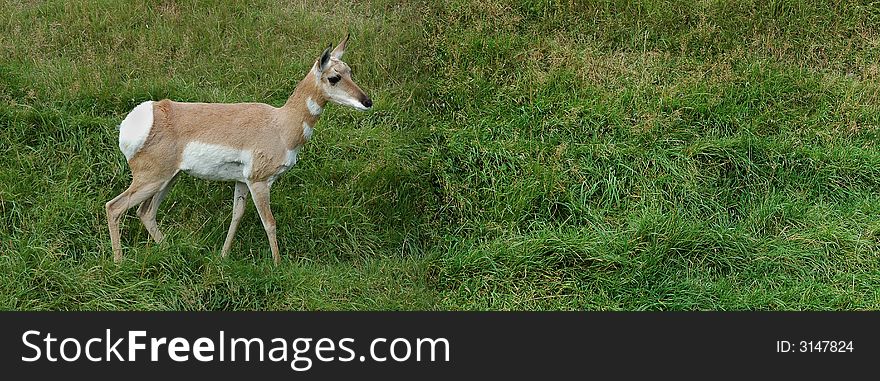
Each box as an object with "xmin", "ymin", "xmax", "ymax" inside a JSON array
[{"xmin": 180, "ymin": 142, "xmax": 253, "ymax": 182}]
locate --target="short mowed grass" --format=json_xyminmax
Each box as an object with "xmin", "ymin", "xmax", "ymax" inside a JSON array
[{"xmin": 1, "ymin": 0, "xmax": 878, "ymax": 310}]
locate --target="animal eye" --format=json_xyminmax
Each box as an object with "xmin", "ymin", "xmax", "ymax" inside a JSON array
[{"xmin": 328, "ymin": 75, "xmax": 341, "ymax": 85}]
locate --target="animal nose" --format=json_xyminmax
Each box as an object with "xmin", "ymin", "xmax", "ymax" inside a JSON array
[{"xmin": 362, "ymin": 98, "xmax": 372, "ymax": 108}]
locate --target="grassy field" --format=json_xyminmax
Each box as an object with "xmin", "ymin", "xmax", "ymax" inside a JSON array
[{"xmin": 1, "ymin": 0, "xmax": 878, "ymax": 310}]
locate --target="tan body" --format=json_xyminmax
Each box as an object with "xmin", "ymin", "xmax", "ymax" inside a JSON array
[
  {"xmin": 141, "ymin": 95, "xmax": 317, "ymax": 182},
  {"xmin": 106, "ymin": 35, "xmax": 371, "ymax": 264}
]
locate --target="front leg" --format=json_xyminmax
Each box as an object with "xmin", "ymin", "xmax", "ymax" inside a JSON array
[
  {"xmin": 221, "ymin": 181, "xmax": 249, "ymax": 257},
  {"xmin": 246, "ymin": 181, "xmax": 280, "ymax": 265}
]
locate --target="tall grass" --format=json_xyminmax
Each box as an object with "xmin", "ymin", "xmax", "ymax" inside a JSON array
[{"xmin": 1, "ymin": 0, "xmax": 878, "ymax": 310}]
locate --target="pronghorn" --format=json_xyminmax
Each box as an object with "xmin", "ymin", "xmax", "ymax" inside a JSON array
[{"xmin": 106, "ymin": 34, "xmax": 371, "ymax": 265}]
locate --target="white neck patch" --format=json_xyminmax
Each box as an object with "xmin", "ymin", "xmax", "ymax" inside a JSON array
[
  {"xmin": 307, "ymin": 97, "xmax": 323, "ymax": 116},
  {"xmin": 303, "ymin": 121, "xmax": 314, "ymax": 140}
]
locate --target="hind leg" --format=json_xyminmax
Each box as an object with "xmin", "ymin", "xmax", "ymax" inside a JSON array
[
  {"xmin": 106, "ymin": 178, "xmax": 169, "ymax": 262},
  {"xmin": 136, "ymin": 173, "xmax": 179, "ymax": 243}
]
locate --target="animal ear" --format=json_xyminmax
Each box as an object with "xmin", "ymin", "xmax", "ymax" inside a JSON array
[
  {"xmin": 317, "ymin": 45, "xmax": 332, "ymax": 72},
  {"xmin": 331, "ymin": 33, "xmax": 349, "ymax": 60}
]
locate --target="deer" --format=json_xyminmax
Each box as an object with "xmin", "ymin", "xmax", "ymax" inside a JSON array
[{"xmin": 106, "ymin": 34, "xmax": 371, "ymax": 265}]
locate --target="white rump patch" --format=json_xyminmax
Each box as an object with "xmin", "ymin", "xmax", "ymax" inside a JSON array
[
  {"xmin": 118, "ymin": 101, "xmax": 154, "ymax": 161},
  {"xmin": 180, "ymin": 142, "xmax": 253, "ymax": 182},
  {"xmin": 306, "ymin": 97, "xmax": 323, "ymax": 116},
  {"xmin": 303, "ymin": 121, "xmax": 313, "ymax": 140}
]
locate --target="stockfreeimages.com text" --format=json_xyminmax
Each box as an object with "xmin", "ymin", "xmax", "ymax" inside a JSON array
[{"xmin": 21, "ymin": 330, "xmax": 450, "ymax": 371}]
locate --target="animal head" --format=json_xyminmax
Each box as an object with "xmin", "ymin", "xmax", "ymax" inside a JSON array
[{"xmin": 313, "ymin": 34, "xmax": 372, "ymax": 111}]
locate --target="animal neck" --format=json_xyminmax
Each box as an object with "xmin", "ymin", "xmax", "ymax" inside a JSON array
[{"xmin": 282, "ymin": 67, "xmax": 327, "ymax": 147}]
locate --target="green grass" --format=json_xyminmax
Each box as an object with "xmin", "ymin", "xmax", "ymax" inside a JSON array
[{"xmin": 1, "ymin": 0, "xmax": 878, "ymax": 310}]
